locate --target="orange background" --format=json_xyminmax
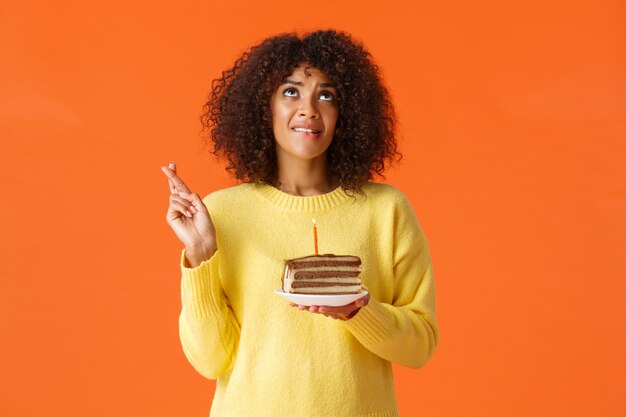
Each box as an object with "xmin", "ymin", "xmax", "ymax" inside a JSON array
[{"xmin": 1, "ymin": 0, "xmax": 624, "ymax": 416}]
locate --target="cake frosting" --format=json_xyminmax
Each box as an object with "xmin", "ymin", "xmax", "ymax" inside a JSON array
[{"xmin": 282, "ymin": 254, "xmax": 362, "ymax": 295}]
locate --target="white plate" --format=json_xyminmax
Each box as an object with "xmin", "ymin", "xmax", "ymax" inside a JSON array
[{"xmin": 274, "ymin": 289, "xmax": 368, "ymax": 307}]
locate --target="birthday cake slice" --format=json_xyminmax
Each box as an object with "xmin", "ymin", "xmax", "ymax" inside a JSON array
[{"xmin": 282, "ymin": 254, "xmax": 362, "ymax": 295}]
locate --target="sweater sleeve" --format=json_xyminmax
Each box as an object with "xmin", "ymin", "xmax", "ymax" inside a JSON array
[
  {"xmin": 178, "ymin": 247, "xmax": 241, "ymax": 380},
  {"xmin": 342, "ymin": 193, "xmax": 439, "ymax": 369}
]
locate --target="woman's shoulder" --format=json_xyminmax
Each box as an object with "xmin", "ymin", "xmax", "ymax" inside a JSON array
[
  {"xmin": 359, "ymin": 182, "xmax": 419, "ymax": 217},
  {"xmin": 360, "ymin": 181, "xmax": 410, "ymax": 203}
]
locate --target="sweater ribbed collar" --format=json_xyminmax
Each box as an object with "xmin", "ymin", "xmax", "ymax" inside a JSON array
[{"xmin": 250, "ymin": 182, "xmax": 353, "ymax": 212}]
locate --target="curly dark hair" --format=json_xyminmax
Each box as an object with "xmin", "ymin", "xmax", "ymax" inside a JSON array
[{"xmin": 200, "ymin": 28, "xmax": 401, "ymax": 195}]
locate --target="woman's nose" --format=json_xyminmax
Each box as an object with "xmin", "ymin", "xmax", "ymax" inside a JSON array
[{"xmin": 298, "ymin": 97, "xmax": 319, "ymax": 117}]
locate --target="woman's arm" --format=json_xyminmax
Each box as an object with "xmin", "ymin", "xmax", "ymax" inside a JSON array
[
  {"xmin": 341, "ymin": 194, "xmax": 439, "ymax": 369},
  {"xmin": 178, "ymin": 248, "xmax": 241, "ymax": 379}
]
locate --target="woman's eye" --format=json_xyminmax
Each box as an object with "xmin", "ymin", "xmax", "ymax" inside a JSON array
[{"xmin": 281, "ymin": 87, "xmax": 334, "ymax": 101}]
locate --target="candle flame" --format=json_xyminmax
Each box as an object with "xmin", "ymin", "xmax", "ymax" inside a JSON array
[{"xmin": 312, "ymin": 218, "xmax": 316, "ymax": 225}]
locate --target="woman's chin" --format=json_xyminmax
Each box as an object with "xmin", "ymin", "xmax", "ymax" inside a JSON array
[
  {"xmin": 277, "ymin": 144, "xmax": 331, "ymax": 162},
  {"xmin": 289, "ymin": 151, "xmax": 327, "ymax": 161}
]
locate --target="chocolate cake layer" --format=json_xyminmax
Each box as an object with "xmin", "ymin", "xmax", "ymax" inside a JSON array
[
  {"xmin": 292, "ymin": 281, "xmax": 357, "ymax": 288},
  {"xmin": 288, "ymin": 260, "xmax": 361, "ymax": 269},
  {"xmin": 294, "ymin": 270, "xmax": 360, "ymax": 279},
  {"xmin": 286, "ymin": 254, "xmax": 361, "ymax": 269},
  {"xmin": 293, "ymin": 277, "xmax": 361, "ymax": 284},
  {"xmin": 295, "ymin": 291, "xmax": 361, "ymax": 295}
]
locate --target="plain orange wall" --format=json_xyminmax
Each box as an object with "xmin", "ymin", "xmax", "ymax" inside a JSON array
[{"xmin": 1, "ymin": 0, "xmax": 624, "ymax": 416}]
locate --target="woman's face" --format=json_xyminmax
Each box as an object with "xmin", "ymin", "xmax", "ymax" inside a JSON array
[{"xmin": 270, "ymin": 63, "xmax": 339, "ymax": 163}]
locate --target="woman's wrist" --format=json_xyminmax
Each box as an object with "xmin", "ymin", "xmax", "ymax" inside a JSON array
[{"xmin": 185, "ymin": 242, "xmax": 217, "ymax": 268}]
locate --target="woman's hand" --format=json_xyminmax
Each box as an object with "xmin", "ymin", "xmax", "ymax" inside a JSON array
[
  {"xmin": 290, "ymin": 293, "xmax": 371, "ymax": 320},
  {"xmin": 161, "ymin": 161, "xmax": 217, "ymax": 266}
]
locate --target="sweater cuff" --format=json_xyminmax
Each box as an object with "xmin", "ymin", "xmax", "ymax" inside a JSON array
[
  {"xmin": 342, "ymin": 295, "xmax": 394, "ymax": 344},
  {"xmin": 180, "ymin": 248, "xmax": 220, "ymax": 319}
]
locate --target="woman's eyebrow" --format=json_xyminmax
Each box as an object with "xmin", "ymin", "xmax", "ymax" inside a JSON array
[{"xmin": 282, "ymin": 79, "xmax": 337, "ymax": 88}]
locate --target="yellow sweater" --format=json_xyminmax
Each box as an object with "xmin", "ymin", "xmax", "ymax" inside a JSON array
[{"xmin": 178, "ymin": 181, "xmax": 439, "ymax": 417}]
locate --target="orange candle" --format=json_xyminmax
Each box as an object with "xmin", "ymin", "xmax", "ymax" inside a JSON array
[{"xmin": 312, "ymin": 218, "xmax": 319, "ymax": 256}]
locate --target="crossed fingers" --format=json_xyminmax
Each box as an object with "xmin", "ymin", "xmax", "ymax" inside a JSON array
[{"xmin": 161, "ymin": 161, "xmax": 191, "ymax": 195}]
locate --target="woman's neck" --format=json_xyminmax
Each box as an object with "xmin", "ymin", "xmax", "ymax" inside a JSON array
[{"xmin": 274, "ymin": 155, "xmax": 338, "ymax": 196}]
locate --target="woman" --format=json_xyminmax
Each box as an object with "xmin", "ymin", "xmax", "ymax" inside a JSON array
[{"xmin": 161, "ymin": 29, "xmax": 439, "ymax": 417}]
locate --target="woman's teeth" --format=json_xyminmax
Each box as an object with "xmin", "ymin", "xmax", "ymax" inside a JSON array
[{"xmin": 293, "ymin": 127, "xmax": 320, "ymax": 133}]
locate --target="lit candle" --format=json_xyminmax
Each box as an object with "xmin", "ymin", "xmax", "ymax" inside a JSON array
[{"xmin": 312, "ymin": 218, "xmax": 319, "ymax": 256}]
